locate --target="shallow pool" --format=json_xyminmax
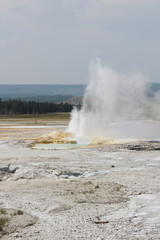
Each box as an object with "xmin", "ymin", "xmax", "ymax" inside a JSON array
[{"xmin": 32, "ymin": 143, "xmax": 85, "ymax": 150}]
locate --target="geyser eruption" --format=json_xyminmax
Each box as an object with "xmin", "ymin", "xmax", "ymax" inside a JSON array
[{"xmin": 68, "ymin": 60, "xmax": 160, "ymax": 143}]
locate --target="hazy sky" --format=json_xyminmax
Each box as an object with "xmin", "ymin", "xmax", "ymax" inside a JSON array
[{"xmin": 0, "ymin": 0, "xmax": 160, "ymax": 84}]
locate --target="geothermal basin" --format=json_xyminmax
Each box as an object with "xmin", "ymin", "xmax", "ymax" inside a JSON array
[
  {"xmin": 0, "ymin": 117, "xmax": 160, "ymax": 240},
  {"xmin": 1, "ymin": 62, "xmax": 160, "ymax": 239}
]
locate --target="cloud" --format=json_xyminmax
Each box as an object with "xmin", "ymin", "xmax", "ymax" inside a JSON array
[
  {"xmin": 93, "ymin": 50, "xmax": 101, "ymax": 56},
  {"xmin": 63, "ymin": 0, "xmax": 160, "ymax": 20},
  {"xmin": 9, "ymin": 5, "xmax": 31, "ymax": 14},
  {"xmin": 0, "ymin": 0, "xmax": 37, "ymax": 11},
  {"xmin": 0, "ymin": 37, "xmax": 18, "ymax": 48},
  {"xmin": 0, "ymin": 0, "xmax": 159, "ymax": 84},
  {"xmin": 63, "ymin": 0, "xmax": 160, "ymax": 8},
  {"xmin": 0, "ymin": 0, "xmax": 38, "ymax": 28}
]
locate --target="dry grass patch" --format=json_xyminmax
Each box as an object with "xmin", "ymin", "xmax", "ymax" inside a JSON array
[
  {"xmin": 48, "ymin": 179, "xmax": 128, "ymax": 215},
  {"xmin": 0, "ymin": 208, "xmax": 36, "ymax": 238}
]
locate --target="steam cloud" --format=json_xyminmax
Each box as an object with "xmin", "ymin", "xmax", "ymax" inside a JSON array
[{"xmin": 68, "ymin": 59, "xmax": 160, "ymax": 143}]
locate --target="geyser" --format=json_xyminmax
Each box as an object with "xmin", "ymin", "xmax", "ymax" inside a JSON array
[{"xmin": 68, "ymin": 59, "xmax": 160, "ymax": 144}]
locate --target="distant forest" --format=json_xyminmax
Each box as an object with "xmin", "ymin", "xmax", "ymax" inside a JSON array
[{"xmin": 0, "ymin": 99, "xmax": 75, "ymax": 115}]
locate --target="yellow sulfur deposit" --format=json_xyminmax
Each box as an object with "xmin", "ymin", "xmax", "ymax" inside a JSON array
[
  {"xmin": 89, "ymin": 137, "xmax": 114, "ymax": 145},
  {"xmin": 35, "ymin": 131, "xmax": 77, "ymax": 144}
]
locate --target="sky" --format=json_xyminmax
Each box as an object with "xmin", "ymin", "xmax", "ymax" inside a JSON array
[{"xmin": 0, "ymin": 0, "xmax": 160, "ymax": 84}]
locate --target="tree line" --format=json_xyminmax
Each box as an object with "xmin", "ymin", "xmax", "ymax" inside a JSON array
[{"xmin": 0, "ymin": 99, "xmax": 74, "ymax": 115}]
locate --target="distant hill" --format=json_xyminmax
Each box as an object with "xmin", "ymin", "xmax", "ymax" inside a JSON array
[
  {"xmin": 0, "ymin": 84, "xmax": 86, "ymax": 98},
  {"xmin": 147, "ymin": 83, "xmax": 160, "ymax": 97},
  {"xmin": 150, "ymin": 83, "xmax": 160, "ymax": 92},
  {"xmin": 0, "ymin": 94, "xmax": 83, "ymax": 105},
  {"xmin": 16, "ymin": 95, "xmax": 73, "ymax": 103},
  {"xmin": 62, "ymin": 96, "xmax": 83, "ymax": 105},
  {"xmin": 0, "ymin": 83, "xmax": 160, "ymax": 103}
]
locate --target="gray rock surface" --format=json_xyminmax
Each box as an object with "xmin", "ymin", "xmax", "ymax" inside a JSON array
[{"xmin": 0, "ymin": 138, "xmax": 160, "ymax": 239}]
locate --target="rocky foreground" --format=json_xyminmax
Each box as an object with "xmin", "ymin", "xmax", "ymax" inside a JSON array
[{"xmin": 0, "ymin": 127, "xmax": 160, "ymax": 239}]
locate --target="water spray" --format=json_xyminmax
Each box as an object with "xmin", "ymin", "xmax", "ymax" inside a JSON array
[{"xmin": 68, "ymin": 59, "xmax": 160, "ymax": 144}]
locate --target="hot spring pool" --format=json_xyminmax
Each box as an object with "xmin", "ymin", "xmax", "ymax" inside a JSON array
[{"xmin": 32, "ymin": 143, "xmax": 85, "ymax": 150}]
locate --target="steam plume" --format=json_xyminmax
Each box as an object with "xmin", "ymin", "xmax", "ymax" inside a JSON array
[{"xmin": 68, "ymin": 59, "xmax": 160, "ymax": 143}]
